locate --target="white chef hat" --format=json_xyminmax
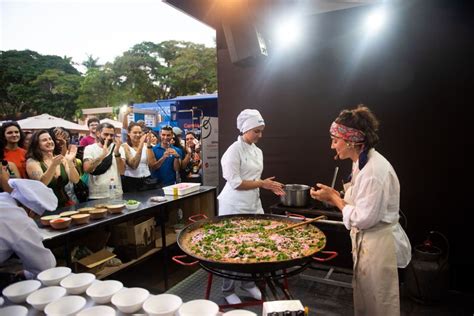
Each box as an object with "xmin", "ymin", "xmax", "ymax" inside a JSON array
[
  {"xmin": 8, "ymin": 179, "xmax": 58, "ymax": 215},
  {"xmin": 236, "ymin": 109, "xmax": 265, "ymax": 134}
]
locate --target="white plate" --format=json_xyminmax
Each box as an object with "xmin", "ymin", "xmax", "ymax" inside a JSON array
[{"xmin": 150, "ymin": 196, "xmax": 167, "ymax": 202}]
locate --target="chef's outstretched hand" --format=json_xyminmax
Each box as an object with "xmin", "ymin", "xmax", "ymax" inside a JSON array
[{"xmin": 261, "ymin": 176, "xmax": 285, "ymax": 196}]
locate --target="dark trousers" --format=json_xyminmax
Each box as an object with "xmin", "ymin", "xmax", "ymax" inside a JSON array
[{"xmin": 122, "ymin": 176, "xmax": 157, "ymax": 192}]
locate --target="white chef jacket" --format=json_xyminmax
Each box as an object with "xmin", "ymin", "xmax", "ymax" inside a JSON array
[
  {"xmin": 342, "ymin": 149, "xmax": 411, "ymax": 268},
  {"xmin": 218, "ymin": 136, "xmax": 264, "ymax": 215},
  {"xmin": 0, "ymin": 193, "xmax": 56, "ymax": 279}
]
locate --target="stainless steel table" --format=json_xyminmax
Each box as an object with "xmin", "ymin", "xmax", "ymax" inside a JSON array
[{"xmin": 37, "ymin": 186, "xmax": 217, "ymax": 290}]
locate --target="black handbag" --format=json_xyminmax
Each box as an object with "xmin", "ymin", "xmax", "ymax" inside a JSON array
[
  {"xmin": 73, "ymin": 179, "xmax": 89, "ymax": 203},
  {"xmin": 90, "ymin": 144, "xmax": 115, "ymax": 176}
]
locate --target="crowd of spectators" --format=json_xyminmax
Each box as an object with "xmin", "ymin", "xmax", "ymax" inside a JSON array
[{"xmin": 0, "ymin": 117, "xmax": 203, "ymax": 204}]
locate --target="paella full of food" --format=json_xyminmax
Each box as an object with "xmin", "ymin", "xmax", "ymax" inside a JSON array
[{"xmin": 180, "ymin": 217, "xmax": 326, "ymax": 264}]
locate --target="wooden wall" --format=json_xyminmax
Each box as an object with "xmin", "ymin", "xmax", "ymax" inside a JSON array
[{"xmin": 215, "ymin": 1, "xmax": 473, "ymax": 291}]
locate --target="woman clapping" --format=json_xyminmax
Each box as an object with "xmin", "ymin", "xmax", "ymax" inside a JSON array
[{"xmin": 26, "ymin": 130, "xmax": 80, "ymax": 208}]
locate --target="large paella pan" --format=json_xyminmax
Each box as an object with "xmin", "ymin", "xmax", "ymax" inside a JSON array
[{"xmin": 175, "ymin": 214, "xmax": 336, "ymax": 273}]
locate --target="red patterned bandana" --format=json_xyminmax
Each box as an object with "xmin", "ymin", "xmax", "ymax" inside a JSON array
[{"xmin": 330, "ymin": 122, "xmax": 365, "ymax": 143}]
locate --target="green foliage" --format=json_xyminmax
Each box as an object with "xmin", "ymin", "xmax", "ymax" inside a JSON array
[
  {"xmin": 0, "ymin": 50, "xmax": 81, "ymax": 119},
  {"xmin": 1, "ymin": 41, "xmax": 216, "ymax": 120}
]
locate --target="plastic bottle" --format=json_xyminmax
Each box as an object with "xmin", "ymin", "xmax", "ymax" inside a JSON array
[{"xmin": 109, "ymin": 178, "xmax": 117, "ymax": 199}]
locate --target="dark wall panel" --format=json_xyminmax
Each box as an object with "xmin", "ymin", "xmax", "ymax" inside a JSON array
[{"xmin": 216, "ymin": 1, "xmax": 473, "ymax": 291}]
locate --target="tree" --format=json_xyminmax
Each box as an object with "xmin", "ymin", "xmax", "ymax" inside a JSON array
[
  {"xmin": 0, "ymin": 50, "xmax": 81, "ymax": 119},
  {"xmin": 30, "ymin": 69, "xmax": 81, "ymax": 119},
  {"xmin": 168, "ymin": 43, "xmax": 217, "ymax": 96},
  {"xmin": 109, "ymin": 40, "xmax": 217, "ymax": 101},
  {"xmin": 76, "ymin": 66, "xmax": 120, "ymax": 109},
  {"xmin": 82, "ymin": 54, "xmax": 101, "ymax": 71}
]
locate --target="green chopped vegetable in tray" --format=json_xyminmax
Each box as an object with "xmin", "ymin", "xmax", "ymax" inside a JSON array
[{"xmin": 126, "ymin": 199, "xmax": 139, "ymax": 205}]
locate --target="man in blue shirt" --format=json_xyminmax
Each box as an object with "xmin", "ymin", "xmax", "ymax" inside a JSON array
[{"xmin": 147, "ymin": 126, "xmax": 183, "ymax": 186}]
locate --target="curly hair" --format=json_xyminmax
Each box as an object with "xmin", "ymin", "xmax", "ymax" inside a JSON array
[
  {"xmin": 26, "ymin": 130, "xmax": 52, "ymax": 162},
  {"xmin": 335, "ymin": 104, "xmax": 380, "ymax": 149}
]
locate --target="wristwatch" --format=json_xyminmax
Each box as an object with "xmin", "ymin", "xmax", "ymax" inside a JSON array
[{"xmin": 114, "ymin": 153, "xmax": 121, "ymax": 157}]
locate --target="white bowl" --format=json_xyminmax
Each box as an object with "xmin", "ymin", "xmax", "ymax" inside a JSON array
[
  {"xmin": 223, "ymin": 310, "xmax": 258, "ymax": 316},
  {"xmin": 44, "ymin": 295, "xmax": 86, "ymax": 316},
  {"xmin": 86, "ymin": 280, "xmax": 123, "ymax": 304},
  {"xmin": 143, "ymin": 293, "xmax": 183, "ymax": 316},
  {"xmin": 37, "ymin": 266, "xmax": 72, "ymax": 286},
  {"xmin": 111, "ymin": 287, "xmax": 149, "ymax": 313},
  {"xmin": 26, "ymin": 286, "xmax": 67, "ymax": 311},
  {"xmin": 2, "ymin": 279, "xmax": 41, "ymax": 303},
  {"xmin": 60, "ymin": 273, "xmax": 96, "ymax": 294},
  {"xmin": 0, "ymin": 305, "xmax": 28, "ymax": 316},
  {"xmin": 77, "ymin": 305, "xmax": 116, "ymax": 316},
  {"xmin": 178, "ymin": 299, "xmax": 219, "ymax": 316}
]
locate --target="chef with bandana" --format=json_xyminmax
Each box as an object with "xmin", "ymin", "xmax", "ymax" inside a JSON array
[
  {"xmin": 310, "ymin": 105, "xmax": 411, "ymax": 316},
  {"xmin": 0, "ymin": 174, "xmax": 57, "ymax": 286}
]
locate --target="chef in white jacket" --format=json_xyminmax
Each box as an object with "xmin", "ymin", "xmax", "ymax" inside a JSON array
[
  {"xmin": 310, "ymin": 105, "xmax": 411, "ymax": 316},
  {"xmin": 0, "ymin": 175, "xmax": 58, "ymax": 283},
  {"xmin": 218, "ymin": 109, "xmax": 285, "ymax": 304}
]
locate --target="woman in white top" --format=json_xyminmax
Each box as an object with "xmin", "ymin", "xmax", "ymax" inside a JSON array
[
  {"xmin": 119, "ymin": 122, "xmax": 152, "ymax": 192},
  {"xmin": 310, "ymin": 105, "xmax": 411, "ymax": 316},
  {"xmin": 218, "ymin": 109, "xmax": 285, "ymax": 305}
]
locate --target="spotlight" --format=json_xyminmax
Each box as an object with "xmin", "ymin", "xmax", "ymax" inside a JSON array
[
  {"xmin": 273, "ymin": 17, "xmax": 302, "ymax": 49},
  {"xmin": 365, "ymin": 7, "xmax": 387, "ymax": 35}
]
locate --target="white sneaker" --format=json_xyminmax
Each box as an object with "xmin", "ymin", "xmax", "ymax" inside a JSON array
[
  {"xmin": 242, "ymin": 285, "xmax": 262, "ymax": 300},
  {"xmin": 225, "ymin": 293, "xmax": 242, "ymax": 305}
]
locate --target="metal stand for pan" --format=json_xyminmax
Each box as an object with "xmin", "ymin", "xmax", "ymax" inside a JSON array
[{"xmin": 173, "ymin": 252, "xmax": 337, "ymax": 310}]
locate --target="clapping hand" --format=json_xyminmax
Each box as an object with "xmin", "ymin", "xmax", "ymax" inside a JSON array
[
  {"xmin": 51, "ymin": 155, "xmax": 64, "ymax": 167},
  {"xmin": 65, "ymin": 145, "xmax": 78, "ymax": 162}
]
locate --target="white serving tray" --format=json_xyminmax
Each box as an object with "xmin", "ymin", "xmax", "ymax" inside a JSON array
[{"xmin": 163, "ymin": 183, "xmax": 201, "ymax": 196}]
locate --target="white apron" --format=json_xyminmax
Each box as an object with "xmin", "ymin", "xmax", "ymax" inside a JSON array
[
  {"xmin": 344, "ymin": 185, "xmax": 400, "ymax": 316},
  {"xmin": 218, "ymin": 137, "xmax": 264, "ymax": 216}
]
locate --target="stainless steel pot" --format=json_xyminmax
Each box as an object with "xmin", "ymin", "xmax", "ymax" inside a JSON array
[{"xmin": 280, "ymin": 184, "xmax": 311, "ymax": 207}]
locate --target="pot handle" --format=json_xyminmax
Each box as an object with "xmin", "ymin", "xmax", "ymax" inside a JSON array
[
  {"xmin": 188, "ymin": 214, "xmax": 208, "ymax": 223},
  {"xmin": 172, "ymin": 255, "xmax": 199, "ymax": 266},
  {"xmin": 312, "ymin": 251, "xmax": 338, "ymax": 262},
  {"xmin": 285, "ymin": 212, "xmax": 306, "ymax": 220}
]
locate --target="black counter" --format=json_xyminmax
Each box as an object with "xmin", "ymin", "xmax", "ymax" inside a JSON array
[{"xmin": 38, "ymin": 186, "xmax": 216, "ymax": 242}]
